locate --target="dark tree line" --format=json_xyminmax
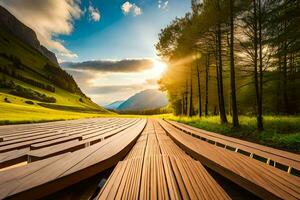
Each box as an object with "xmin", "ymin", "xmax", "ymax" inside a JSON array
[
  {"xmin": 0, "ymin": 79, "xmax": 56, "ymax": 103},
  {"xmin": 0, "ymin": 65, "xmax": 55, "ymax": 92},
  {"xmin": 156, "ymin": 0, "xmax": 300, "ymax": 130},
  {"xmin": 44, "ymin": 63, "xmax": 84, "ymax": 95},
  {"xmin": 0, "ymin": 52, "xmax": 84, "ymax": 96}
]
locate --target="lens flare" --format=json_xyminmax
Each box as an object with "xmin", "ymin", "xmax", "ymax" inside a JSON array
[{"xmin": 151, "ymin": 59, "xmax": 167, "ymax": 76}]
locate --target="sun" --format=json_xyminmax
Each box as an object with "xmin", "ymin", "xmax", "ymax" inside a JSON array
[{"xmin": 151, "ymin": 59, "xmax": 167, "ymax": 76}]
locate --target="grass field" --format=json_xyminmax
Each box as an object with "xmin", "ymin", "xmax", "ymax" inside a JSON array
[
  {"xmin": 1, "ymin": 95, "xmax": 299, "ymax": 153},
  {"xmin": 0, "ymin": 92, "xmax": 113, "ymax": 125},
  {"xmin": 0, "ymin": 73, "xmax": 104, "ymax": 110},
  {"xmin": 162, "ymin": 114, "xmax": 300, "ymax": 153},
  {"xmin": 0, "ymin": 102, "xmax": 115, "ymax": 125},
  {"xmin": 0, "ymin": 92, "xmax": 159, "ymax": 125}
]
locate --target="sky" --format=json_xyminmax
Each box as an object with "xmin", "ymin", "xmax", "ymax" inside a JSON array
[{"xmin": 0, "ymin": 0, "xmax": 191, "ymax": 105}]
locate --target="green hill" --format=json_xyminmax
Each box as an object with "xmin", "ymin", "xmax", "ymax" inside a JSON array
[{"xmin": 0, "ymin": 6, "xmax": 110, "ymax": 124}]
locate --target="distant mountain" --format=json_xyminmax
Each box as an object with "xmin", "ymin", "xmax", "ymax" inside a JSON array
[
  {"xmin": 0, "ymin": 5, "xmax": 108, "ymax": 113},
  {"xmin": 105, "ymin": 100, "xmax": 124, "ymax": 110},
  {"xmin": 117, "ymin": 89, "xmax": 168, "ymax": 111},
  {"xmin": 0, "ymin": 6, "xmax": 58, "ymax": 65}
]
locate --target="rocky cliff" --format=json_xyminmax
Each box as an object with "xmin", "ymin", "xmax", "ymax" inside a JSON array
[{"xmin": 0, "ymin": 6, "xmax": 58, "ymax": 65}]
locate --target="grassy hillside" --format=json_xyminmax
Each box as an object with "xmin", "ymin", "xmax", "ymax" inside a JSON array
[
  {"xmin": 0, "ymin": 28, "xmax": 110, "ymax": 124},
  {"xmin": 0, "ymin": 93, "xmax": 113, "ymax": 125}
]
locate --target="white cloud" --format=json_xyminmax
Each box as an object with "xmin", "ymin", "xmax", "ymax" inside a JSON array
[
  {"xmin": 88, "ymin": 5, "xmax": 100, "ymax": 22},
  {"xmin": 121, "ymin": 2, "xmax": 132, "ymax": 14},
  {"xmin": 121, "ymin": 2, "xmax": 142, "ymax": 16},
  {"xmin": 0, "ymin": 0, "xmax": 82, "ymax": 59},
  {"xmin": 158, "ymin": 0, "xmax": 169, "ymax": 9},
  {"xmin": 63, "ymin": 58, "xmax": 160, "ymax": 106},
  {"xmin": 62, "ymin": 58, "xmax": 153, "ymax": 73}
]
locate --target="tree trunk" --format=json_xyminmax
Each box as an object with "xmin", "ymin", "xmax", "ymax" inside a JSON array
[
  {"xmin": 188, "ymin": 65, "xmax": 193, "ymax": 117},
  {"xmin": 258, "ymin": 0, "xmax": 263, "ymax": 130},
  {"xmin": 181, "ymin": 92, "xmax": 185, "ymax": 116},
  {"xmin": 205, "ymin": 54, "xmax": 209, "ymax": 117},
  {"xmin": 290, "ymin": 54, "xmax": 297, "ymax": 113},
  {"xmin": 229, "ymin": 0, "xmax": 239, "ymax": 127},
  {"xmin": 253, "ymin": 0, "xmax": 263, "ymax": 130},
  {"xmin": 217, "ymin": 24, "xmax": 228, "ymax": 124},
  {"xmin": 215, "ymin": 34, "xmax": 221, "ymax": 117},
  {"xmin": 283, "ymin": 20, "xmax": 289, "ymax": 114},
  {"xmin": 277, "ymin": 52, "xmax": 282, "ymax": 114},
  {"xmin": 185, "ymin": 79, "xmax": 188, "ymax": 115},
  {"xmin": 196, "ymin": 60, "xmax": 202, "ymax": 117}
]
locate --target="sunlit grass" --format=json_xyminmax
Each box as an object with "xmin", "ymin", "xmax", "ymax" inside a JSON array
[
  {"xmin": 0, "ymin": 102, "xmax": 115, "ymax": 125},
  {"xmin": 0, "ymin": 99, "xmax": 164, "ymax": 125},
  {"xmin": 0, "ymin": 97, "xmax": 162, "ymax": 125},
  {"xmin": 162, "ymin": 114, "xmax": 300, "ymax": 152},
  {"xmin": 0, "ymin": 91, "xmax": 113, "ymax": 125},
  {"xmin": 1, "ymin": 97, "xmax": 299, "ymax": 153}
]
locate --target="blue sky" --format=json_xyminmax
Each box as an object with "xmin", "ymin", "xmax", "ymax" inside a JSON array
[
  {"xmin": 59, "ymin": 0, "xmax": 191, "ymax": 62},
  {"xmin": 1, "ymin": 0, "xmax": 191, "ymax": 105}
]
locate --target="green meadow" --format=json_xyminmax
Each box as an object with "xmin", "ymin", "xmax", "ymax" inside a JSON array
[
  {"xmin": 0, "ymin": 92, "xmax": 113, "ymax": 125},
  {"xmin": 162, "ymin": 114, "xmax": 300, "ymax": 152},
  {"xmin": 0, "ymin": 27, "xmax": 111, "ymax": 125},
  {"xmin": 1, "ymin": 100, "xmax": 299, "ymax": 153}
]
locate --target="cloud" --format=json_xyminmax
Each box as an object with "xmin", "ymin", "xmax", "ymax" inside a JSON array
[
  {"xmin": 121, "ymin": 2, "xmax": 142, "ymax": 16},
  {"xmin": 0, "ymin": 0, "xmax": 82, "ymax": 59},
  {"xmin": 80, "ymin": 83, "xmax": 156, "ymax": 105},
  {"xmin": 65, "ymin": 69, "xmax": 96, "ymax": 85},
  {"xmin": 145, "ymin": 78, "xmax": 158, "ymax": 85},
  {"xmin": 65, "ymin": 68, "xmax": 154, "ymax": 105},
  {"xmin": 62, "ymin": 58, "xmax": 154, "ymax": 73},
  {"xmin": 86, "ymin": 84, "xmax": 145, "ymax": 94},
  {"xmin": 88, "ymin": 5, "xmax": 100, "ymax": 22},
  {"xmin": 64, "ymin": 60, "xmax": 160, "ymax": 106},
  {"xmin": 158, "ymin": 0, "xmax": 169, "ymax": 9}
]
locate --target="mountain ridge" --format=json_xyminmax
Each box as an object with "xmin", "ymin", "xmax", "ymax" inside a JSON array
[
  {"xmin": 105, "ymin": 100, "xmax": 125, "ymax": 110},
  {"xmin": 0, "ymin": 5, "xmax": 58, "ymax": 65},
  {"xmin": 0, "ymin": 5, "xmax": 108, "ymax": 114},
  {"xmin": 116, "ymin": 89, "xmax": 168, "ymax": 111}
]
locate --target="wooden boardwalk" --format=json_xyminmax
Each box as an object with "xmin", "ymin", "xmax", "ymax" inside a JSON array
[
  {"xmin": 159, "ymin": 119, "xmax": 300, "ymax": 200},
  {"xmin": 0, "ymin": 118, "xmax": 146, "ymax": 199},
  {"xmin": 0, "ymin": 118, "xmax": 299, "ymax": 199},
  {"xmin": 0, "ymin": 118, "xmax": 139, "ymax": 167},
  {"xmin": 97, "ymin": 119, "xmax": 230, "ymax": 200},
  {"xmin": 167, "ymin": 120, "xmax": 300, "ymax": 174}
]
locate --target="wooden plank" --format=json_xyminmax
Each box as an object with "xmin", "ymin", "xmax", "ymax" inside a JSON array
[
  {"xmin": 97, "ymin": 161, "xmax": 128, "ymax": 200},
  {"xmin": 30, "ymin": 135, "xmax": 81, "ymax": 150},
  {"xmin": 0, "ymin": 132, "xmax": 69, "ymax": 147},
  {"xmin": 0, "ymin": 153, "xmax": 70, "ymax": 184},
  {"xmin": 0, "ymin": 130, "xmax": 57, "ymax": 142},
  {"xmin": 162, "ymin": 155, "xmax": 181, "ymax": 200},
  {"xmin": 0, "ymin": 118, "xmax": 113, "ymax": 137},
  {"xmin": 159, "ymin": 119, "xmax": 300, "ymax": 200},
  {"xmin": 0, "ymin": 133, "xmax": 69, "ymax": 153},
  {"xmin": 0, "ymin": 117, "xmax": 110, "ymax": 137},
  {"xmin": 28, "ymin": 120, "xmax": 141, "ymax": 162},
  {"xmin": 81, "ymin": 119, "xmax": 137, "ymax": 140},
  {"xmin": 0, "ymin": 148, "xmax": 30, "ymax": 168},
  {"xmin": 27, "ymin": 140, "xmax": 83, "ymax": 162},
  {"xmin": 97, "ymin": 119, "xmax": 230, "ymax": 200},
  {"xmin": 167, "ymin": 120, "xmax": 300, "ymax": 170},
  {"xmin": 0, "ymin": 119, "xmax": 146, "ymax": 199}
]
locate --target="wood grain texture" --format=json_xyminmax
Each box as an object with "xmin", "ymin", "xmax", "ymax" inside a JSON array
[
  {"xmin": 0, "ymin": 118, "xmax": 146, "ymax": 199},
  {"xmin": 160, "ymin": 119, "xmax": 300, "ymax": 200},
  {"xmin": 97, "ymin": 119, "xmax": 230, "ymax": 200}
]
